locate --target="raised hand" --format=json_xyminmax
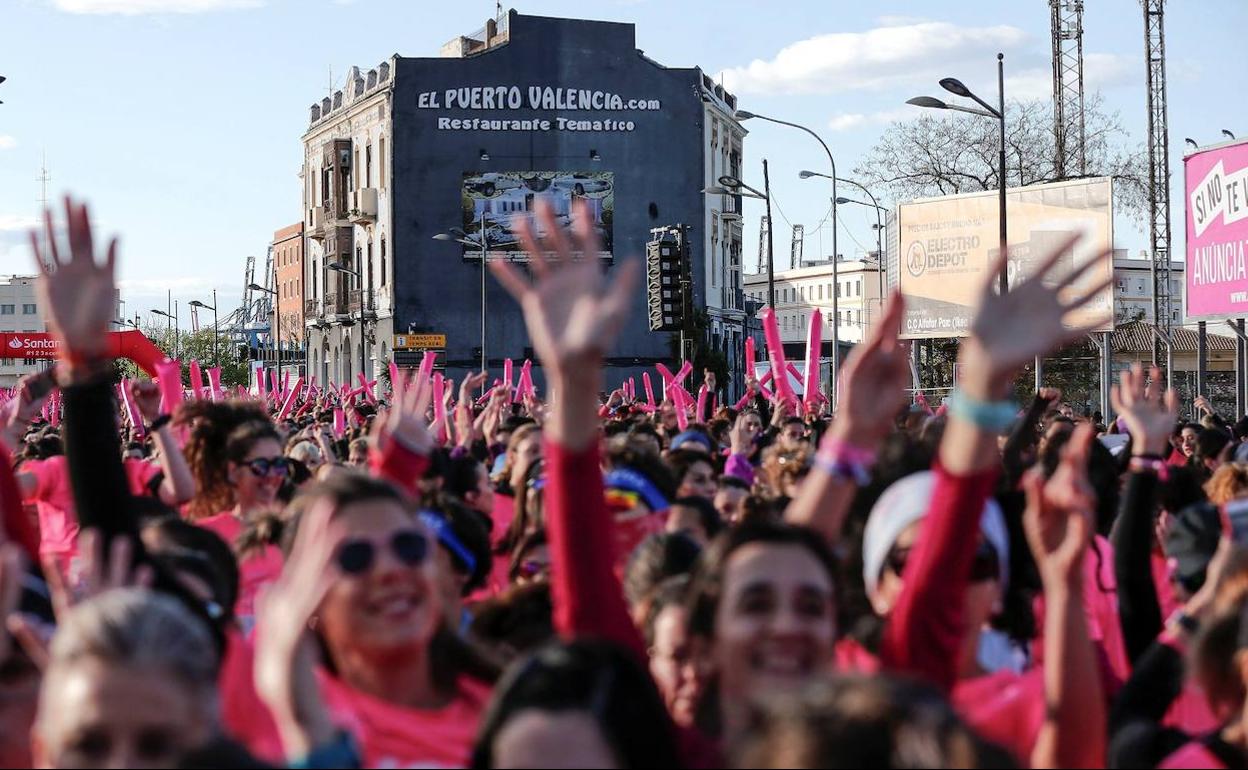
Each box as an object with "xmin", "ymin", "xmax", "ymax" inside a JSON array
[
  {"xmin": 254, "ymin": 499, "xmax": 338, "ymax": 758},
  {"xmin": 491, "ymin": 199, "xmax": 640, "ymax": 380},
  {"xmin": 1039, "ymin": 387, "xmax": 1063, "ymax": 404},
  {"xmin": 729, "ymin": 412, "xmax": 758, "ymax": 456},
  {"xmin": 1110, "ymin": 364, "xmax": 1178, "ymax": 457},
  {"xmin": 831, "ymin": 292, "xmax": 910, "ymax": 447},
  {"xmin": 375, "ymin": 369, "xmax": 435, "ymax": 456},
  {"xmin": 963, "ymin": 234, "xmax": 1113, "ymax": 398},
  {"xmin": 1023, "ymin": 423, "xmax": 1097, "ymax": 587},
  {"xmin": 30, "ymin": 197, "xmax": 118, "ymax": 360},
  {"xmin": 131, "ymin": 380, "xmax": 163, "ymax": 423}
]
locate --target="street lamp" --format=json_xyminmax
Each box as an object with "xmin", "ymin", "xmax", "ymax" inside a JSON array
[
  {"xmin": 1223, "ymin": 129, "xmax": 1237, "ymax": 141},
  {"xmin": 706, "ymin": 168, "xmax": 776, "ymax": 310},
  {"xmin": 249, "ymin": 283, "xmax": 279, "ymax": 382},
  {"xmin": 188, "ymin": 290, "xmax": 219, "ymax": 368},
  {"xmin": 434, "ymin": 222, "xmax": 490, "ymax": 379},
  {"xmin": 150, "ymin": 306, "xmax": 179, "ymax": 360},
  {"xmin": 907, "ymin": 53, "xmax": 1007, "ymax": 295},
  {"xmin": 803, "ymin": 171, "xmax": 888, "ymax": 329},
  {"xmin": 735, "ymin": 109, "xmax": 841, "ymax": 409}
]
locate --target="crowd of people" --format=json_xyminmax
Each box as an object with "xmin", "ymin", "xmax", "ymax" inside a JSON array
[{"xmin": 1, "ymin": 196, "xmax": 1247, "ymax": 768}]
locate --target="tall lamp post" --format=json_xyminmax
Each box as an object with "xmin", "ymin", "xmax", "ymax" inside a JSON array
[
  {"xmin": 434, "ymin": 225, "xmax": 490, "ymax": 380},
  {"xmin": 188, "ymin": 290, "xmax": 219, "ymax": 367},
  {"xmin": 151, "ymin": 305, "xmax": 179, "ymax": 360},
  {"xmin": 801, "ymin": 171, "xmax": 889, "ymax": 328},
  {"xmin": 907, "ymin": 53, "xmax": 1008, "ymax": 295},
  {"xmin": 326, "ymin": 263, "xmax": 364, "ymax": 378},
  {"xmin": 248, "ymin": 283, "xmax": 278, "ymax": 381},
  {"xmin": 733, "ymin": 110, "xmax": 841, "ymax": 411}
]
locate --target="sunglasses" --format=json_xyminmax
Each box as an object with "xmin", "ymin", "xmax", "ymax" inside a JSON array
[
  {"xmin": 243, "ymin": 457, "xmax": 292, "ymax": 478},
  {"xmin": 518, "ymin": 558, "xmax": 549, "ymax": 579},
  {"xmin": 335, "ymin": 529, "xmax": 429, "ymax": 575},
  {"xmin": 885, "ymin": 541, "xmax": 1000, "ymax": 584}
]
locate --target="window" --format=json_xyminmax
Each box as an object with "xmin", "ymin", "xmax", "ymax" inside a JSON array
[
  {"xmin": 0, "ymin": 305, "xmax": 13, "ymax": 315},
  {"xmin": 818, "ymin": 285, "xmax": 823, "ymax": 300},
  {"xmin": 354, "ymin": 148, "xmax": 361, "ymax": 191},
  {"xmin": 22, "ymin": 304, "xmax": 36, "ymax": 314},
  {"xmin": 365, "ymin": 144, "xmax": 373, "ymax": 188},
  {"xmin": 1, "ymin": 359, "xmax": 12, "ymax": 366},
  {"xmin": 379, "ymin": 136, "xmax": 386, "ymax": 189},
  {"xmin": 366, "ymin": 241, "xmax": 373, "ymax": 293},
  {"xmin": 381, "ymin": 238, "xmax": 387, "ymax": 285}
]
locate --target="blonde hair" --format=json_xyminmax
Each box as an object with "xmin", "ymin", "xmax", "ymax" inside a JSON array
[{"xmin": 1206, "ymin": 463, "xmax": 1248, "ymax": 506}]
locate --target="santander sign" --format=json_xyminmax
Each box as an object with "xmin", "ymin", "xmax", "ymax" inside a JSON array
[{"xmin": 1, "ymin": 333, "xmax": 62, "ymax": 358}]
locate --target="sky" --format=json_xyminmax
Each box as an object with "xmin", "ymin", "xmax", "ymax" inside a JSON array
[{"xmin": 1, "ymin": 0, "xmax": 1245, "ymax": 327}]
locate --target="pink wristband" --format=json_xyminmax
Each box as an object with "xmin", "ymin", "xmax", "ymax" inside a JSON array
[{"xmin": 817, "ymin": 437, "xmax": 877, "ymax": 467}]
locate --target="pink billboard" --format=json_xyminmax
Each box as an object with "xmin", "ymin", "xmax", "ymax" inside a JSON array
[{"xmin": 1185, "ymin": 139, "xmax": 1248, "ymax": 320}]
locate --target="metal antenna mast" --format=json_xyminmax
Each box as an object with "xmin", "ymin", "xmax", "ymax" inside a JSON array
[
  {"xmin": 1144, "ymin": 0, "xmax": 1173, "ymax": 363},
  {"xmin": 35, "ymin": 152, "xmax": 51, "ymax": 269},
  {"xmin": 1050, "ymin": 1, "xmax": 1087, "ymax": 178}
]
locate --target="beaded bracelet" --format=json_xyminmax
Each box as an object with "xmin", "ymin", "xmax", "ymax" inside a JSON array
[
  {"xmin": 814, "ymin": 455, "xmax": 873, "ymax": 486},
  {"xmin": 1128, "ymin": 455, "xmax": 1170, "ymax": 481}
]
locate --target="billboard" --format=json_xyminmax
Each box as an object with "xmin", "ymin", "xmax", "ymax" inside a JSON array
[
  {"xmin": 460, "ymin": 171, "xmax": 614, "ymax": 261},
  {"xmin": 897, "ymin": 177, "xmax": 1114, "ymax": 339},
  {"xmin": 1185, "ymin": 139, "xmax": 1248, "ymax": 320}
]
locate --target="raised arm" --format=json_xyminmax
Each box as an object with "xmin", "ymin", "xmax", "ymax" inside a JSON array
[
  {"xmin": 1109, "ymin": 363, "xmax": 1178, "ymax": 663},
  {"xmin": 131, "ymin": 380, "xmax": 195, "ymax": 506},
  {"xmin": 1024, "ymin": 423, "xmax": 1106, "ymax": 769},
  {"xmin": 881, "ymin": 233, "xmax": 1114, "ymax": 692},
  {"xmin": 785, "ymin": 293, "xmax": 908, "ymax": 545},
  {"xmin": 491, "ymin": 198, "xmax": 644, "ymax": 658}
]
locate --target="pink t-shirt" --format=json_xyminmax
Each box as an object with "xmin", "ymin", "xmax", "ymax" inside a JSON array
[
  {"xmin": 319, "ymin": 672, "xmax": 490, "ymax": 768},
  {"xmin": 1160, "ymin": 741, "xmax": 1228, "ymax": 769},
  {"xmin": 23, "ymin": 456, "xmax": 162, "ymax": 558},
  {"xmin": 196, "ymin": 513, "xmax": 284, "ymax": 630},
  {"xmin": 952, "ymin": 668, "xmax": 1046, "ymax": 766}
]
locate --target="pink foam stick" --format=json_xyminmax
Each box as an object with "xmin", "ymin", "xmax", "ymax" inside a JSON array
[
  {"xmin": 155, "ymin": 359, "xmax": 183, "ymax": 416},
  {"xmin": 696, "ymin": 384, "xmax": 709, "ymax": 423},
  {"xmin": 120, "ymin": 380, "xmax": 144, "ymax": 438},
  {"xmin": 655, "ymin": 362, "xmax": 675, "ymax": 391},
  {"xmin": 188, "ymin": 361, "xmax": 205, "ymax": 400},
  {"xmin": 257, "ymin": 367, "xmax": 267, "ymax": 399},
  {"xmin": 759, "ymin": 380, "xmax": 775, "ymax": 400},
  {"xmin": 733, "ymin": 392, "xmax": 752, "ymax": 410},
  {"xmin": 674, "ymin": 360, "xmax": 694, "ymax": 387},
  {"xmin": 432, "ymin": 373, "xmax": 447, "ymax": 440},
  {"xmin": 277, "ymin": 377, "xmax": 303, "ymax": 421},
  {"xmin": 759, "ymin": 370, "xmax": 773, "ymax": 386},
  {"xmin": 207, "ymin": 367, "xmax": 223, "ymax": 401},
  {"xmin": 332, "ymin": 408, "xmax": 346, "ymax": 437},
  {"xmin": 671, "ymin": 386, "xmax": 690, "ymax": 431},
  {"xmin": 237, "ymin": 385, "xmax": 248, "ymax": 399},
  {"xmin": 48, "ymin": 390, "xmax": 60, "ymax": 428},
  {"xmin": 745, "ymin": 337, "xmax": 756, "ymax": 377},
  {"xmin": 269, "ymin": 369, "xmax": 279, "ymax": 399},
  {"xmin": 281, "ymin": 372, "xmax": 292, "ymax": 401},
  {"xmin": 503, "ymin": 358, "xmax": 514, "ymax": 389},
  {"xmin": 803, "ymin": 309, "xmax": 823, "ymax": 408},
  {"xmin": 759, "ymin": 308, "xmax": 796, "ymax": 407},
  {"xmin": 643, "ymin": 372, "xmax": 656, "ymax": 408}
]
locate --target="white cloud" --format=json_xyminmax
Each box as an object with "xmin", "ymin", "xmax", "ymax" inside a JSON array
[
  {"xmin": 52, "ymin": 0, "xmax": 262, "ymax": 14},
  {"xmin": 876, "ymin": 15, "xmax": 929, "ymax": 27},
  {"xmin": 717, "ymin": 21, "xmax": 1029, "ymax": 96},
  {"xmin": 0, "ymin": 136, "xmax": 16, "ymax": 150},
  {"xmin": 826, "ymin": 107, "xmax": 917, "ymax": 132},
  {"xmin": 1006, "ymin": 52, "xmax": 1135, "ymax": 102}
]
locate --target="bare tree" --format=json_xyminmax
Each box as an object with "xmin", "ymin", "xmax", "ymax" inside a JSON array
[{"xmin": 855, "ymin": 93, "xmax": 1148, "ymax": 221}]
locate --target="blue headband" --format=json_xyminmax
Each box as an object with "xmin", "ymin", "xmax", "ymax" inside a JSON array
[
  {"xmin": 418, "ymin": 511, "xmax": 477, "ymax": 575},
  {"xmin": 604, "ymin": 467, "xmax": 669, "ymax": 512}
]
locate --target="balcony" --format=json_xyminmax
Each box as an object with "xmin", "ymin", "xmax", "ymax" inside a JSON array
[
  {"xmin": 348, "ymin": 289, "xmax": 377, "ymax": 319},
  {"xmin": 304, "ymin": 298, "xmax": 319, "ymax": 316},
  {"xmin": 348, "ymin": 188, "xmax": 378, "ymax": 225},
  {"xmin": 323, "ymin": 291, "xmax": 349, "ymax": 318},
  {"xmin": 309, "ymin": 207, "xmax": 328, "ymax": 241}
]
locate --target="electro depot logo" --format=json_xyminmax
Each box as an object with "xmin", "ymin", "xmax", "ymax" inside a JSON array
[{"xmin": 906, "ymin": 241, "xmax": 927, "ymax": 278}]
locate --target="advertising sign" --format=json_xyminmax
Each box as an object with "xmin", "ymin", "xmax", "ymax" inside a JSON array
[
  {"xmin": 1185, "ymin": 139, "xmax": 1248, "ymax": 320},
  {"xmin": 461, "ymin": 171, "xmax": 613, "ymax": 261},
  {"xmin": 897, "ymin": 177, "xmax": 1114, "ymax": 339},
  {"xmin": 393, "ymin": 334, "xmax": 447, "ymax": 350}
]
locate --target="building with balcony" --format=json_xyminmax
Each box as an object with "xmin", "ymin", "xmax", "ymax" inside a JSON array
[
  {"xmin": 300, "ymin": 10, "xmax": 746, "ymax": 387},
  {"xmin": 273, "ymin": 223, "xmax": 305, "ymax": 349}
]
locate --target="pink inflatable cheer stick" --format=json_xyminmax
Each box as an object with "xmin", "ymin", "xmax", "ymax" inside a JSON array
[
  {"xmin": 277, "ymin": 378, "xmax": 303, "ymax": 421},
  {"xmin": 759, "ymin": 309, "xmax": 796, "ymax": 409},
  {"xmin": 189, "ymin": 360, "xmax": 205, "ymax": 401},
  {"xmin": 332, "ymin": 408, "xmax": 346, "ymax": 437},
  {"xmin": 120, "ymin": 379, "xmax": 144, "ymax": 439},
  {"xmin": 155, "ymin": 359, "xmax": 183, "ymax": 416},
  {"xmin": 803, "ymin": 310, "xmax": 822, "ymax": 410},
  {"xmin": 207, "ymin": 367, "xmax": 223, "ymax": 401},
  {"xmin": 696, "ymin": 384, "xmax": 709, "ymax": 424}
]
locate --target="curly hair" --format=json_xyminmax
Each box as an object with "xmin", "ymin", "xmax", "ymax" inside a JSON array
[
  {"xmin": 1206, "ymin": 463, "xmax": 1248, "ymax": 506},
  {"xmin": 176, "ymin": 400, "xmax": 279, "ymax": 519}
]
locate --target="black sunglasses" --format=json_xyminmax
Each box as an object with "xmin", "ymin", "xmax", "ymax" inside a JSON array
[
  {"xmin": 244, "ymin": 457, "xmax": 292, "ymax": 478},
  {"xmin": 885, "ymin": 541, "xmax": 1000, "ymax": 584},
  {"xmin": 335, "ymin": 529, "xmax": 429, "ymax": 575}
]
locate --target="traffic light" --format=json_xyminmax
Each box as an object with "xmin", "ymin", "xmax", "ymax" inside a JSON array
[{"xmin": 646, "ymin": 226, "xmax": 689, "ymax": 332}]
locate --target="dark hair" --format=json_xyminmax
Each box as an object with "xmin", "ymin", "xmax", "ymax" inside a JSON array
[
  {"xmin": 623, "ymin": 532, "xmax": 701, "ymax": 611},
  {"xmin": 604, "ymin": 442, "xmax": 678, "ymax": 500},
  {"xmin": 470, "ymin": 639, "xmax": 682, "ymax": 769},
  {"xmin": 643, "ymin": 575, "xmax": 690, "ymax": 648},
  {"xmin": 507, "ymin": 529, "xmax": 549, "ymax": 585},
  {"xmin": 283, "ymin": 473, "xmax": 500, "ymax": 695},
  {"xmin": 141, "ymin": 516, "xmax": 241, "ymax": 623},
  {"xmin": 443, "ymin": 455, "xmax": 488, "ymax": 500},
  {"xmin": 468, "ymin": 582, "xmax": 555, "ymax": 666},
  {"xmin": 665, "ymin": 449, "xmax": 716, "ymax": 495},
  {"xmin": 178, "ymin": 401, "xmax": 279, "ymax": 518},
  {"xmin": 427, "ymin": 495, "xmax": 493, "ymax": 594},
  {"xmin": 671, "ymin": 496, "xmax": 725, "ymax": 540},
  {"xmin": 1160, "ymin": 464, "xmax": 1208, "ymax": 513},
  {"xmin": 497, "ymin": 458, "xmax": 545, "ymax": 559},
  {"xmin": 1197, "ymin": 428, "xmax": 1232, "ymax": 464},
  {"xmin": 718, "ymin": 475, "xmax": 750, "ymax": 493},
  {"xmin": 736, "ymin": 675, "xmax": 1016, "ymax": 769}
]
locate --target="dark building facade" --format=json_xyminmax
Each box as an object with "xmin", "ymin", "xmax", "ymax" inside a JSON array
[{"xmin": 303, "ymin": 11, "xmax": 746, "ymax": 391}]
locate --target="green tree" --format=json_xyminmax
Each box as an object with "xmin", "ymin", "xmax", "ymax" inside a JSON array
[{"xmin": 114, "ymin": 324, "xmax": 250, "ymax": 388}]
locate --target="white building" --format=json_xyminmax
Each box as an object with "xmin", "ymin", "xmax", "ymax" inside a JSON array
[
  {"xmin": 301, "ymin": 61, "xmax": 395, "ymax": 386},
  {"xmin": 702, "ymin": 78, "xmax": 749, "ymax": 372},
  {"xmin": 0, "ymin": 276, "xmax": 47, "ymax": 388},
  {"xmin": 1113, "ymin": 250, "xmax": 1185, "ymax": 326},
  {"xmin": 743, "ymin": 259, "xmax": 885, "ymax": 347}
]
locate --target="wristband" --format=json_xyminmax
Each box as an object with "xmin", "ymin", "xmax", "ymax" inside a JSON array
[
  {"xmin": 817, "ymin": 437, "xmax": 877, "ymax": 467},
  {"xmin": 814, "ymin": 455, "xmax": 873, "ymax": 486},
  {"xmin": 946, "ymin": 389, "xmax": 1018, "ymax": 432},
  {"xmin": 1128, "ymin": 455, "xmax": 1170, "ymax": 481},
  {"xmin": 1166, "ymin": 608, "xmax": 1199, "ymax": 635},
  {"xmin": 145, "ymin": 414, "xmax": 173, "ymax": 433}
]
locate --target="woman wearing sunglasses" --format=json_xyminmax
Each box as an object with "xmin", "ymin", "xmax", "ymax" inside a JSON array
[
  {"xmin": 256, "ymin": 473, "xmax": 499, "ymax": 768},
  {"xmin": 179, "ymin": 402, "xmax": 291, "ymax": 631}
]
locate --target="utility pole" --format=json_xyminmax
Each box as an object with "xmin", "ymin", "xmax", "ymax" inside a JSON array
[{"xmin": 1144, "ymin": 0, "xmax": 1173, "ymax": 367}]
